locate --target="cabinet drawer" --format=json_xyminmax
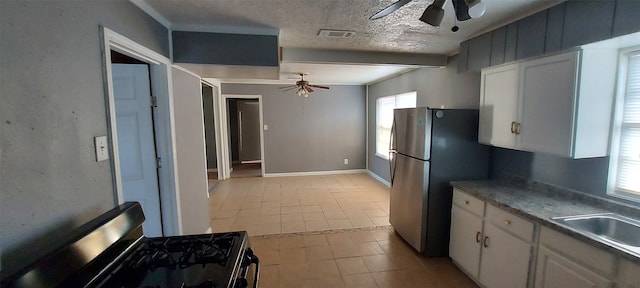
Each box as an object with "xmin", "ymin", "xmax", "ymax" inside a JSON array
[
  {"xmin": 486, "ymin": 204, "xmax": 534, "ymax": 242},
  {"xmin": 453, "ymin": 189, "xmax": 485, "ymax": 216},
  {"xmin": 540, "ymin": 226, "xmax": 616, "ymax": 278}
]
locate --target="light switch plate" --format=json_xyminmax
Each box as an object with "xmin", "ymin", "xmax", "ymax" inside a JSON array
[
  {"xmin": 264, "ymin": 124, "xmax": 269, "ymax": 131},
  {"xmin": 94, "ymin": 136, "xmax": 109, "ymax": 162}
]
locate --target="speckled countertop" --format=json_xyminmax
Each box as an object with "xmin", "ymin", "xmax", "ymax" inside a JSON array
[{"xmin": 450, "ymin": 178, "xmax": 640, "ymax": 264}]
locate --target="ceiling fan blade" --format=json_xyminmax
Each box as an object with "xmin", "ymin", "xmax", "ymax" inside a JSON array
[
  {"xmin": 280, "ymin": 86, "xmax": 299, "ymax": 91},
  {"xmin": 369, "ymin": 0, "xmax": 413, "ymax": 20},
  {"xmin": 451, "ymin": 0, "xmax": 472, "ymax": 21},
  {"xmin": 309, "ymin": 84, "xmax": 330, "ymax": 90},
  {"xmin": 305, "ymin": 86, "xmax": 314, "ymax": 93}
]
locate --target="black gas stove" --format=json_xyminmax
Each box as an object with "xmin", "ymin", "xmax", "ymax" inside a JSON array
[{"xmin": 1, "ymin": 202, "xmax": 259, "ymax": 288}]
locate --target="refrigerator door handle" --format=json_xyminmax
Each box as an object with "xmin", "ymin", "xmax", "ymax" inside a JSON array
[
  {"xmin": 389, "ymin": 152, "xmax": 397, "ymax": 185},
  {"xmin": 389, "ymin": 118, "xmax": 397, "ymax": 185},
  {"xmin": 389, "ymin": 117, "xmax": 397, "ymax": 153}
]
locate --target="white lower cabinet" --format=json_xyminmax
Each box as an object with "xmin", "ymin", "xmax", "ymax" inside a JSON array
[
  {"xmin": 450, "ymin": 189, "xmax": 535, "ymax": 288},
  {"xmin": 479, "ymin": 223, "xmax": 532, "ymax": 288},
  {"xmin": 451, "ymin": 189, "xmax": 640, "ymax": 288},
  {"xmin": 450, "ymin": 205, "xmax": 483, "ymax": 277},
  {"xmin": 535, "ymin": 227, "xmax": 615, "ymax": 288},
  {"xmin": 535, "ymin": 246, "xmax": 613, "ymax": 288},
  {"xmin": 617, "ymin": 259, "xmax": 640, "ymax": 288}
]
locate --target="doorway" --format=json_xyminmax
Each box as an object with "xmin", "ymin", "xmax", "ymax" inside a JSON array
[
  {"xmin": 101, "ymin": 27, "xmax": 181, "ymax": 236},
  {"xmin": 221, "ymin": 95, "xmax": 265, "ymax": 179},
  {"xmin": 202, "ymin": 83, "xmax": 220, "ymax": 190}
]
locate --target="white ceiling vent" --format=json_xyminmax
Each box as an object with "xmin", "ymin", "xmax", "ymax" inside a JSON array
[{"xmin": 318, "ymin": 29, "xmax": 356, "ymax": 38}]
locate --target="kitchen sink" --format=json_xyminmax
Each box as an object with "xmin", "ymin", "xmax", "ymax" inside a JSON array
[{"xmin": 551, "ymin": 213, "xmax": 640, "ymax": 256}]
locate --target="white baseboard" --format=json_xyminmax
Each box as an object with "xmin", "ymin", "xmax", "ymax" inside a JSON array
[
  {"xmin": 241, "ymin": 160, "xmax": 262, "ymax": 164},
  {"xmin": 207, "ymin": 168, "xmax": 218, "ymax": 172},
  {"xmin": 367, "ymin": 170, "xmax": 391, "ymax": 187},
  {"xmin": 263, "ymin": 169, "xmax": 367, "ymax": 178}
]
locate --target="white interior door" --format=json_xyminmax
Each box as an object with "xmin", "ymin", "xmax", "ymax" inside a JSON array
[{"xmin": 112, "ymin": 63, "xmax": 163, "ymax": 237}]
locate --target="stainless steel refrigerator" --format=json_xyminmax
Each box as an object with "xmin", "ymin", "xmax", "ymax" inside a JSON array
[{"xmin": 389, "ymin": 107, "xmax": 489, "ymax": 257}]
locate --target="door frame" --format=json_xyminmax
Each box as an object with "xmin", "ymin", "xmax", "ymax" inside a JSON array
[
  {"xmin": 201, "ymin": 79, "xmax": 224, "ymax": 180},
  {"xmin": 220, "ymin": 94, "xmax": 265, "ymax": 178},
  {"xmin": 100, "ymin": 27, "xmax": 182, "ymax": 236}
]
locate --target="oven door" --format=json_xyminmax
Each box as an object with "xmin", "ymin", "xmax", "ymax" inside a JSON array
[{"xmin": 233, "ymin": 248, "xmax": 260, "ymax": 288}]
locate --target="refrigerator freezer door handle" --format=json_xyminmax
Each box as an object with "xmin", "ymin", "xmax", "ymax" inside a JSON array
[{"xmin": 389, "ymin": 119, "xmax": 397, "ymax": 185}]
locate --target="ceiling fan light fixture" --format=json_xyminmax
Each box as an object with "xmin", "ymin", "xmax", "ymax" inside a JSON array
[
  {"xmin": 420, "ymin": 0, "xmax": 446, "ymax": 27},
  {"xmin": 464, "ymin": 0, "xmax": 486, "ymax": 18}
]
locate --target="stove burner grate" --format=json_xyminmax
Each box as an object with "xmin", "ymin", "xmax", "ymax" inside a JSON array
[{"xmin": 128, "ymin": 233, "xmax": 236, "ymax": 271}]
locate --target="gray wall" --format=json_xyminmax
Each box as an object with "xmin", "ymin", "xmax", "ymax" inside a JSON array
[
  {"xmin": 0, "ymin": 0, "xmax": 169, "ymax": 269},
  {"xmin": 221, "ymin": 84, "xmax": 366, "ymax": 173},
  {"xmin": 490, "ymin": 147, "xmax": 638, "ymax": 207},
  {"xmin": 172, "ymin": 68, "xmax": 210, "ymax": 234},
  {"xmin": 367, "ymin": 56, "xmax": 481, "ymax": 182},
  {"xmin": 202, "ymin": 84, "xmax": 217, "ymax": 170}
]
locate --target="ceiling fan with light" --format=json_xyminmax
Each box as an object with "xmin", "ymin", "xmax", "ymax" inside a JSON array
[
  {"xmin": 280, "ymin": 73, "xmax": 330, "ymax": 97},
  {"xmin": 370, "ymin": 0, "xmax": 486, "ymax": 27}
]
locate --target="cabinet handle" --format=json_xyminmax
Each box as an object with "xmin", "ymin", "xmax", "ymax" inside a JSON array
[
  {"xmin": 504, "ymin": 219, "xmax": 511, "ymax": 225},
  {"xmin": 464, "ymin": 200, "xmax": 470, "ymax": 205},
  {"xmin": 476, "ymin": 231, "xmax": 481, "ymax": 243},
  {"xmin": 515, "ymin": 122, "xmax": 521, "ymax": 135},
  {"xmin": 483, "ymin": 236, "xmax": 489, "ymax": 248},
  {"xmin": 510, "ymin": 121, "xmax": 516, "ymax": 134}
]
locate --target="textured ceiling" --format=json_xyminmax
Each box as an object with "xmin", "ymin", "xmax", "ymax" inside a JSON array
[
  {"xmin": 142, "ymin": 0, "xmax": 564, "ymax": 84},
  {"xmin": 145, "ymin": 0, "xmax": 564, "ymax": 55}
]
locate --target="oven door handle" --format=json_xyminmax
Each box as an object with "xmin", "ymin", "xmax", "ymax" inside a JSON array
[
  {"xmin": 249, "ymin": 249, "xmax": 260, "ymax": 288},
  {"xmin": 237, "ymin": 248, "xmax": 260, "ymax": 288}
]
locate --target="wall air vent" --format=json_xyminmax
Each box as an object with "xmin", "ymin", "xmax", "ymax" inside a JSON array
[{"xmin": 318, "ymin": 29, "xmax": 356, "ymax": 38}]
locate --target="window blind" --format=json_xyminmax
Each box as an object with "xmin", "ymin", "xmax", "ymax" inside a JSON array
[
  {"xmin": 615, "ymin": 53, "xmax": 640, "ymax": 195},
  {"xmin": 375, "ymin": 92, "xmax": 416, "ymax": 158}
]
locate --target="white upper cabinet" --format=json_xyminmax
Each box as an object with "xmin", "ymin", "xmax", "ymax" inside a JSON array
[
  {"xmin": 518, "ymin": 52, "xmax": 578, "ymax": 156},
  {"xmin": 478, "ymin": 49, "xmax": 617, "ymax": 158},
  {"xmin": 479, "ymin": 63, "xmax": 519, "ymax": 148}
]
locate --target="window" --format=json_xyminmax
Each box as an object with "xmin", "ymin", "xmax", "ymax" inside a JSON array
[
  {"xmin": 375, "ymin": 92, "xmax": 417, "ymax": 159},
  {"xmin": 608, "ymin": 50, "xmax": 640, "ymax": 201}
]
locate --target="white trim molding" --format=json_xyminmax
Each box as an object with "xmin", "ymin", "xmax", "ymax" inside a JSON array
[
  {"xmin": 220, "ymin": 94, "xmax": 266, "ymax": 179},
  {"xmin": 367, "ymin": 170, "xmax": 391, "ymax": 188},
  {"xmin": 100, "ymin": 26, "xmax": 182, "ymax": 236},
  {"xmin": 264, "ymin": 169, "xmax": 367, "ymax": 178}
]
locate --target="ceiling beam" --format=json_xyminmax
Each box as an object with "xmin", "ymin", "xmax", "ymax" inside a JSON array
[{"xmin": 281, "ymin": 48, "xmax": 447, "ymax": 67}]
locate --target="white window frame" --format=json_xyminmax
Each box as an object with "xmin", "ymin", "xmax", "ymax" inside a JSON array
[
  {"xmin": 607, "ymin": 47, "xmax": 640, "ymax": 202},
  {"xmin": 375, "ymin": 92, "xmax": 417, "ymax": 160}
]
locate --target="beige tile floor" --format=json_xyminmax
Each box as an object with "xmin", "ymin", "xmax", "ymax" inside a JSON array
[
  {"xmin": 208, "ymin": 173, "xmax": 391, "ymax": 236},
  {"xmin": 250, "ymin": 227, "xmax": 478, "ymax": 288}
]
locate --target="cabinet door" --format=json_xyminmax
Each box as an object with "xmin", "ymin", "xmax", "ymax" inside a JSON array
[
  {"xmin": 516, "ymin": 10, "xmax": 547, "ymax": 60},
  {"xmin": 617, "ymin": 258, "xmax": 640, "ymax": 288},
  {"xmin": 479, "ymin": 64, "xmax": 519, "ymax": 148},
  {"xmin": 468, "ymin": 33, "xmax": 492, "ymax": 72},
  {"xmin": 449, "ymin": 205, "xmax": 483, "ymax": 278},
  {"xmin": 490, "ymin": 27, "xmax": 506, "ymax": 66},
  {"xmin": 479, "ymin": 224, "xmax": 531, "ymax": 288},
  {"xmin": 518, "ymin": 51, "xmax": 579, "ymax": 157},
  {"xmin": 535, "ymin": 246, "xmax": 613, "ymax": 288},
  {"xmin": 562, "ymin": 0, "xmax": 614, "ymax": 49}
]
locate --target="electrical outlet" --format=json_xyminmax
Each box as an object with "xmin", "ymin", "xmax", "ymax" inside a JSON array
[
  {"xmin": 95, "ymin": 136, "xmax": 109, "ymax": 161},
  {"xmin": 344, "ymin": 158, "xmax": 349, "ymax": 165}
]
